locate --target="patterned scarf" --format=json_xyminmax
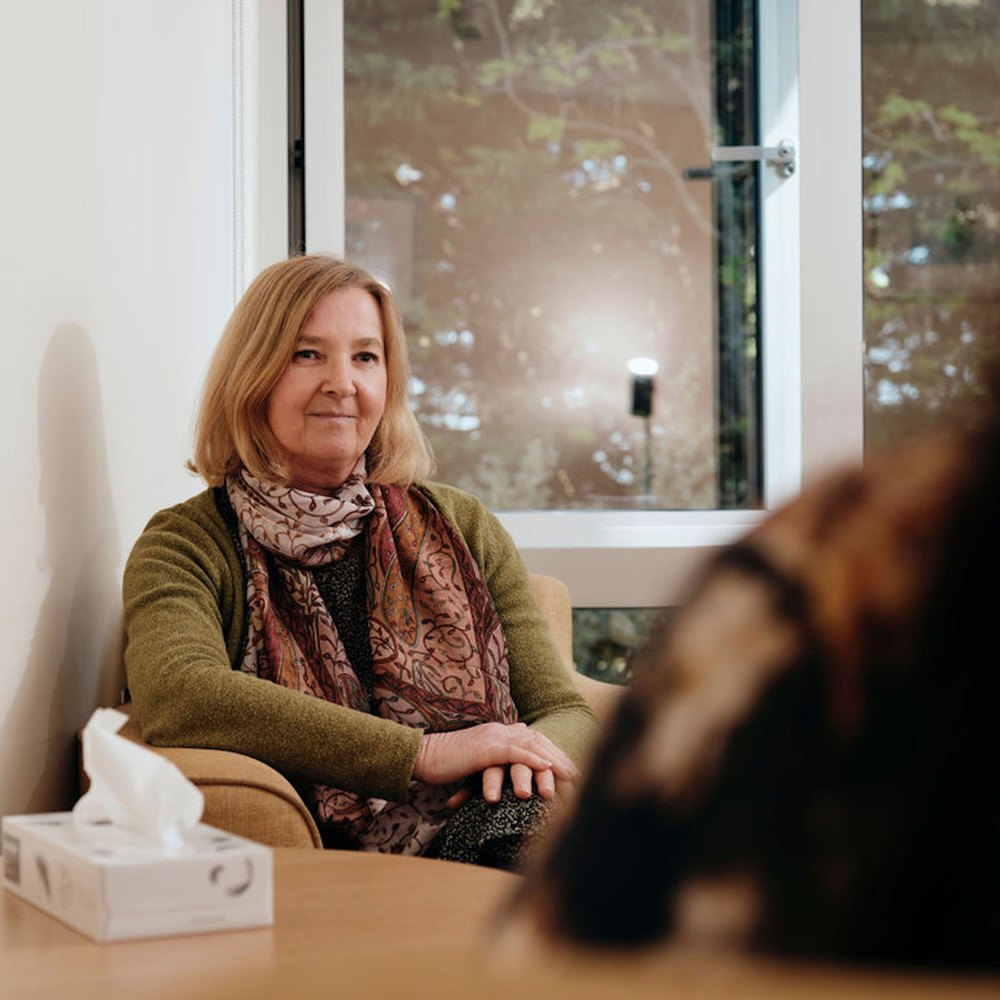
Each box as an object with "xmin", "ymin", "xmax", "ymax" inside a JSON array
[{"xmin": 225, "ymin": 463, "xmax": 517, "ymax": 854}]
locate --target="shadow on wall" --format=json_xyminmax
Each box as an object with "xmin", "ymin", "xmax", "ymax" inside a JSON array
[{"xmin": 0, "ymin": 325, "xmax": 124, "ymax": 815}]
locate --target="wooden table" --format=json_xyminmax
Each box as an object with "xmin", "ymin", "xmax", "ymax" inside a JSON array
[
  {"xmin": 3, "ymin": 848, "xmax": 998, "ymax": 1000},
  {"xmin": 1, "ymin": 847, "xmax": 517, "ymax": 999}
]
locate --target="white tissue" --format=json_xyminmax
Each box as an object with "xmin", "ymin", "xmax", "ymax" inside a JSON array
[{"xmin": 73, "ymin": 707, "xmax": 204, "ymax": 853}]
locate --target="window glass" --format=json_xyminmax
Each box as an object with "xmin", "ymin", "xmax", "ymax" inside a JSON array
[
  {"xmin": 345, "ymin": 0, "xmax": 761, "ymax": 510},
  {"xmin": 862, "ymin": 0, "xmax": 1000, "ymax": 448},
  {"xmin": 572, "ymin": 607, "xmax": 666, "ymax": 683}
]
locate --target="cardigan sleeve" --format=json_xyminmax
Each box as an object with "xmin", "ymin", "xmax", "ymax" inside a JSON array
[
  {"xmin": 122, "ymin": 493, "xmax": 422, "ymax": 803},
  {"xmin": 419, "ymin": 483, "xmax": 600, "ymax": 766}
]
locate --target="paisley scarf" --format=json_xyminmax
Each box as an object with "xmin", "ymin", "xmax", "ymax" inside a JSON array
[{"xmin": 225, "ymin": 462, "xmax": 517, "ymax": 854}]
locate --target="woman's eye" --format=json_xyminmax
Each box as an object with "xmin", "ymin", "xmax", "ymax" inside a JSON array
[
  {"xmin": 292, "ymin": 348, "xmax": 319, "ymax": 361},
  {"xmin": 356, "ymin": 351, "xmax": 381, "ymax": 364}
]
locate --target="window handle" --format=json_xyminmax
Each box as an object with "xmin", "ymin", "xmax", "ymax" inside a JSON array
[{"xmin": 710, "ymin": 139, "xmax": 796, "ymax": 177}]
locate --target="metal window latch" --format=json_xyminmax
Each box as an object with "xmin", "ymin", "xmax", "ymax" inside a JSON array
[{"xmin": 710, "ymin": 139, "xmax": 796, "ymax": 177}]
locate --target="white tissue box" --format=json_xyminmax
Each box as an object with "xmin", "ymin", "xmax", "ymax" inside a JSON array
[{"xmin": 1, "ymin": 813, "xmax": 273, "ymax": 942}]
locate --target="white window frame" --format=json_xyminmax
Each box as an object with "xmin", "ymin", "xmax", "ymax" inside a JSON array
[
  {"xmin": 277, "ymin": 0, "xmax": 863, "ymax": 607},
  {"xmin": 244, "ymin": 0, "xmax": 291, "ymax": 286}
]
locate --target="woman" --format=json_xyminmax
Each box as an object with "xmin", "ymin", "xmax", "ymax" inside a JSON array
[{"xmin": 123, "ymin": 254, "xmax": 598, "ymax": 865}]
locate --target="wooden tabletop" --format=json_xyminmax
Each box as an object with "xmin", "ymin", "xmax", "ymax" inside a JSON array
[
  {"xmin": 3, "ymin": 847, "xmax": 998, "ymax": 1000},
  {"xmin": 1, "ymin": 847, "xmax": 517, "ymax": 999}
]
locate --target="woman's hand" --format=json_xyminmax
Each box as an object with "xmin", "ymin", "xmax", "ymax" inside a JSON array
[{"xmin": 413, "ymin": 722, "xmax": 578, "ymax": 807}]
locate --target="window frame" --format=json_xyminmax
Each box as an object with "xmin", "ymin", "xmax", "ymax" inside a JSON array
[{"xmin": 281, "ymin": 0, "xmax": 863, "ymax": 607}]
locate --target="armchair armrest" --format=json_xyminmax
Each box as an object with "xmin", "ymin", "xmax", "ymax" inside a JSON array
[
  {"xmin": 529, "ymin": 573, "xmax": 624, "ymax": 724},
  {"xmin": 115, "ymin": 705, "xmax": 322, "ymax": 849}
]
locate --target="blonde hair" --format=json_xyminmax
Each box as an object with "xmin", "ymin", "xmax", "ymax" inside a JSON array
[{"xmin": 191, "ymin": 254, "xmax": 435, "ymax": 487}]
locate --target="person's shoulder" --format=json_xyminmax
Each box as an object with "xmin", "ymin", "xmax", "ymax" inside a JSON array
[
  {"xmin": 143, "ymin": 487, "xmax": 224, "ymax": 529},
  {"xmin": 124, "ymin": 487, "xmax": 242, "ymax": 604},
  {"xmin": 415, "ymin": 480, "xmax": 496, "ymax": 523},
  {"xmin": 132, "ymin": 486, "xmax": 233, "ymax": 556},
  {"xmin": 416, "ymin": 479, "xmax": 484, "ymax": 509},
  {"xmin": 413, "ymin": 481, "xmax": 515, "ymax": 552}
]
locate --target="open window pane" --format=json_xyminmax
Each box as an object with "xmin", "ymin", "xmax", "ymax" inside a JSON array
[{"xmin": 345, "ymin": 0, "xmax": 761, "ymax": 510}]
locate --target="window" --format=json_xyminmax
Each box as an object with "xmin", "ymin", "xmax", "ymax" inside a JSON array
[
  {"xmin": 290, "ymin": 0, "xmax": 853, "ymax": 608},
  {"xmin": 343, "ymin": 0, "xmax": 764, "ymax": 514}
]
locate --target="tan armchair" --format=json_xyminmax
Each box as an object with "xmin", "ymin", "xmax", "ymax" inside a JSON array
[{"xmin": 115, "ymin": 574, "xmax": 621, "ymax": 849}]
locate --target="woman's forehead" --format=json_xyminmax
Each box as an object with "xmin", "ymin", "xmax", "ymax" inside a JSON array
[{"xmin": 298, "ymin": 288, "xmax": 384, "ymax": 339}]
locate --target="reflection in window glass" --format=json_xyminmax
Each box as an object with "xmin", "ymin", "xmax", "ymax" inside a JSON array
[
  {"xmin": 345, "ymin": 0, "xmax": 760, "ymax": 511},
  {"xmin": 862, "ymin": 1, "xmax": 1000, "ymax": 448}
]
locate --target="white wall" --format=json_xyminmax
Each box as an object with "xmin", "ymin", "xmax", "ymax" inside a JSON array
[{"xmin": 0, "ymin": 1, "xmax": 240, "ymax": 816}]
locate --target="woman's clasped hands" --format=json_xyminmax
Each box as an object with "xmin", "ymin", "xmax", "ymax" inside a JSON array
[{"xmin": 413, "ymin": 722, "xmax": 579, "ymax": 809}]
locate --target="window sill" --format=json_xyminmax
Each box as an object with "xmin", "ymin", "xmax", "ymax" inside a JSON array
[{"xmin": 497, "ymin": 509, "xmax": 764, "ymax": 607}]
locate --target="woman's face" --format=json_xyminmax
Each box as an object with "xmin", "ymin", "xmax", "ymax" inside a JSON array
[{"xmin": 266, "ymin": 287, "xmax": 388, "ymax": 491}]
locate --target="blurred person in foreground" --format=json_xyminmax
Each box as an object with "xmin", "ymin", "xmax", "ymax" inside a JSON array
[
  {"xmin": 508, "ymin": 393, "xmax": 1000, "ymax": 967},
  {"xmin": 123, "ymin": 254, "xmax": 597, "ymax": 866}
]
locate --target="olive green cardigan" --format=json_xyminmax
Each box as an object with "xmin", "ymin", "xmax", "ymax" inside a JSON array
[{"xmin": 123, "ymin": 482, "xmax": 598, "ymax": 805}]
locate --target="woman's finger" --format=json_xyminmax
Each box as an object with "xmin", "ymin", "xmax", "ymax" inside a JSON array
[
  {"xmin": 414, "ymin": 724, "xmax": 579, "ymax": 786},
  {"xmin": 505, "ymin": 746, "xmax": 558, "ymax": 769},
  {"xmin": 521, "ymin": 734, "xmax": 578, "ymax": 781},
  {"xmin": 534, "ymin": 767, "xmax": 556, "ymax": 800},
  {"xmin": 509, "ymin": 763, "xmax": 534, "ymax": 799},
  {"xmin": 482, "ymin": 765, "xmax": 505, "ymax": 803}
]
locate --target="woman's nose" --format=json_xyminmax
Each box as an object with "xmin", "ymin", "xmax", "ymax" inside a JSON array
[{"xmin": 320, "ymin": 359, "xmax": 355, "ymax": 396}]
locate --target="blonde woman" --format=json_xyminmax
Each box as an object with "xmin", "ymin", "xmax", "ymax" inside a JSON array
[{"xmin": 123, "ymin": 255, "xmax": 596, "ymax": 864}]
